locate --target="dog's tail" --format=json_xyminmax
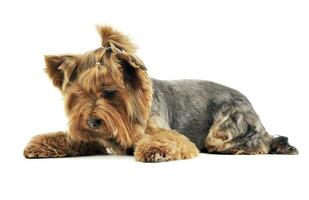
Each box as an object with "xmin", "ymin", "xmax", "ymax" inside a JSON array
[{"xmin": 268, "ymin": 135, "xmax": 298, "ymax": 154}]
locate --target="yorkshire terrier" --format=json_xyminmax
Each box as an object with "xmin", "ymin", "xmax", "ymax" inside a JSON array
[{"xmin": 24, "ymin": 25, "xmax": 298, "ymax": 162}]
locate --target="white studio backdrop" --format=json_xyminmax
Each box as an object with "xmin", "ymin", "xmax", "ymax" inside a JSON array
[{"xmin": 0, "ymin": 0, "xmax": 308, "ymax": 200}]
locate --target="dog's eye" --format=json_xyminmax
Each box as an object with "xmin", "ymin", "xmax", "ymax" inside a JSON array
[{"xmin": 102, "ymin": 89, "xmax": 116, "ymax": 99}]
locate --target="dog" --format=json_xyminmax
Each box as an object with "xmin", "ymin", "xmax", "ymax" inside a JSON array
[{"xmin": 24, "ymin": 25, "xmax": 298, "ymax": 162}]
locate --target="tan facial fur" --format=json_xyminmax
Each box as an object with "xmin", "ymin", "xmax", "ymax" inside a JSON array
[{"xmin": 45, "ymin": 26, "xmax": 152, "ymax": 152}]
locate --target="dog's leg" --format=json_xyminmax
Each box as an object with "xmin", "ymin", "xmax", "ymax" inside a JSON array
[
  {"xmin": 24, "ymin": 132, "xmax": 107, "ymax": 158},
  {"xmin": 134, "ymin": 129, "xmax": 199, "ymax": 162},
  {"xmin": 205, "ymin": 122, "xmax": 271, "ymax": 155},
  {"xmin": 204, "ymin": 104, "xmax": 298, "ymax": 155}
]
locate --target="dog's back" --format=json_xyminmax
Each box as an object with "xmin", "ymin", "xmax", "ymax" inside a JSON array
[{"xmin": 151, "ymin": 78, "xmax": 257, "ymax": 149}]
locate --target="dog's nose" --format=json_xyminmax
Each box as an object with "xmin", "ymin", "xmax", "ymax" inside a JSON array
[{"xmin": 86, "ymin": 117, "xmax": 102, "ymax": 129}]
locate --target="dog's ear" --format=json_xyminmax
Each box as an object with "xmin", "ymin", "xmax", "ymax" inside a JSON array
[
  {"xmin": 44, "ymin": 55, "xmax": 78, "ymax": 89},
  {"xmin": 96, "ymin": 25, "xmax": 137, "ymax": 53},
  {"xmin": 115, "ymin": 49, "xmax": 147, "ymax": 90},
  {"xmin": 115, "ymin": 49, "xmax": 146, "ymax": 70}
]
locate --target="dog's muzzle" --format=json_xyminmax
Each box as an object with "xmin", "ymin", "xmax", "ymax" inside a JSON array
[{"xmin": 86, "ymin": 117, "xmax": 102, "ymax": 129}]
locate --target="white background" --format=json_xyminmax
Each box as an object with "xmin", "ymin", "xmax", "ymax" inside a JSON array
[{"xmin": 0, "ymin": 0, "xmax": 308, "ymax": 199}]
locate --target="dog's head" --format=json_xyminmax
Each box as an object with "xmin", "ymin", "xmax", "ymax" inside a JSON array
[{"xmin": 44, "ymin": 26, "xmax": 152, "ymax": 151}]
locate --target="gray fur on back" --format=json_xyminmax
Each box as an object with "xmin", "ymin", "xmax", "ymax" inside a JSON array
[{"xmin": 150, "ymin": 78, "xmax": 265, "ymax": 150}]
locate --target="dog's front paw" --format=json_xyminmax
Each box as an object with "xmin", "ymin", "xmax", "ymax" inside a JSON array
[
  {"xmin": 134, "ymin": 143, "xmax": 176, "ymax": 162},
  {"xmin": 24, "ymin": 132, "xmax": 69, "ymax": 158},
  {"xmin": 134, "ymin": 135, "xmax": 199, "ymax": 163}
]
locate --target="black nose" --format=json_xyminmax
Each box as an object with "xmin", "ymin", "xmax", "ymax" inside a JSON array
[{"xmin": 86, "ymin": 117, "xmax": 102, "ymax": 129}]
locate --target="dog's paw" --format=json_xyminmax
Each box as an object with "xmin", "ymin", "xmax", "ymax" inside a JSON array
[
  {"xmin": 270, "ymin": 136, "xmax": 299, "ymax": 155},
  {"xmin": 23, "ymin": 133, "xmax": 68, "ymax": 158},
  {"xmin": 134, "ymin": 131, "xmax": 199, "ymax": 162},
  {"xmin": 24, "ymin": 144, "xmax": 56, "ymax": 158},
  {"xmin": 134, "ymin": 144, "xmax": 175, "ymax": 162},
  {"xmin": 144, "ymin": 147, "xmax": 168, "ymax": 162}
]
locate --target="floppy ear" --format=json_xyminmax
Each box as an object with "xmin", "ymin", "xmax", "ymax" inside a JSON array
[
  {"xmin": 96, "ymin": 25, "xmax": 137, "ymax": 53},
  {"xmin": 44, "ymin": 55, "xmax": 77, "ymax": 89}
]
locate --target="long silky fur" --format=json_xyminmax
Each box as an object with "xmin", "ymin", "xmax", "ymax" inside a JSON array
[{"xmin": 44, "ymin": 27, "xmax": 153, "ymax": 152}]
